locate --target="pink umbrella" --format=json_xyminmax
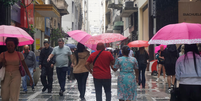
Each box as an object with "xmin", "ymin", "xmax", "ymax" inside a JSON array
[
  {"xmin": 85, "ymin": 33, "xmax": 127, "ymax": 44},
  {"xmin": 127, "ymin": 40, "xmax": 149, "ymax": 47},
  {"xmin": 149, "ymin": 22, "xmax": 201, "ymax": 45},
  {"xmin": 155, "ymin": 45, "xmax": 167, "ymax": 53},
  {"xmin": 0, "ymin": 25, "xmax": 34, "ymax": 46},
  {"xmin": 67, "ymin": 30, "xmax": 97, "ymax": 50}
]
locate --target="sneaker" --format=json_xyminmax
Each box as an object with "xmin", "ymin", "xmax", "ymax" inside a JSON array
[
  {"xmin": 59, "ymin": 90, "xmax": 63, "ymax": 96},
  {"xmin": 32, "ymin": 88, "xmax": 35, "ymax": 92},
  {"xmin": 48, "ymin": 89, "xmax": 52, "ymax": 93},
  {"xmin": 156, "ymin": 78, "xmax": 159, "ymax": 82},
  {"xmin": 171, "ymin": 84, "xmax": 174, "ymax": 88},
  {"xmin": 168, "ymin": 87, "xmax": 171, "ymax": 93},
  {"xmin": 162, "ymin": 78, "xmax": 166, "ymax": 82},
  {"xmin": 42, "ymin": 87, "xmax": 47, "ymax": 92}
]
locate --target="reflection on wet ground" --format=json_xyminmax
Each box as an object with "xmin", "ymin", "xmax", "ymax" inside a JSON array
[{"xmin": 0, "ymin": 70, "xmax": 170, "ymax": 101}]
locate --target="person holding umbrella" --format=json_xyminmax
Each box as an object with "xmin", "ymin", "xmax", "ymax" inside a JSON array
[
  {"xmin": 0, "ymin": 37, "xmax": 33, "ymax": 101},
  {"xmin": 156, "ymin": 45, "xmax": 166, "ymax": 82}
]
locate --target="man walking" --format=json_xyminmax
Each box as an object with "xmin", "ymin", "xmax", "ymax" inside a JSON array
[
  {"xmin": 39, "ymin": 41, "xmax": 55, "ymax": 93},
  {"xmin": 85, "ymin": 43, "xmax": 115, "ymax": 101},
  {"xmin": 21, "ymin": 45, "xmax": 36, "ymax": 93},
  {"xmin": 47, "ymin": 38, "xmax": 72, "ymax": 96}
]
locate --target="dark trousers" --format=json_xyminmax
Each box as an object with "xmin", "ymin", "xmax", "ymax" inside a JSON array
[
  {"xmin": 74, "ymin": 72, "xmax": 89, "ymax": 98},
  {"xmin": 179, "ymin": 84, "xmax": 201, "ymax": 101},
  {"xmin": 93, "ymin": 78, "xmax": 111, "ymax": 101},
  {"xmin": 41, "ymin": 64, "xmax": 53, "ymax": 90},
  {"xmin": 56, "ymin": 67, "xmax": 68, "ymax": 91},
  {"xmin": 139, "ymin": 63, "xmax": 147, "ymax": 88}
]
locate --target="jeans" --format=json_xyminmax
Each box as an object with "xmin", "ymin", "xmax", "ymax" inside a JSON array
[
  {"xmin": 138, "ymin": 63, "xmax": 147, "ymax": 88},
  {"xmin": 93, "ymin": 78, "xmax": 111, "ymax": 101},
  {"xmin": 74, "ymin": 72, "xmax": 89, "ymax": 98},
  {"xmin": 40, "ymin": 64, "xmax": 53, "ymax": 90},
  {"xmin": 56, "ymin": 67, "xmax": 68, "ymax": 91},
  {"xmin": 22, "ymin": 68, "xmax": 35, "ymax": 91}
]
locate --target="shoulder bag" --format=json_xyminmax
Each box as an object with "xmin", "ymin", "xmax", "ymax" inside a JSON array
[
  {"xmin": 93, "ymin": 50, "xmax": 104, "ymax": 65},
  {"xmin": 170, "ymin": 79, "xmax": 179, "ymax": 101},
  {"xmin": 17, "ymin": 52, "xmax": 26, "ymax": 77},
  {"xmin": 0, "ymin": 52, "xmax": 6, "ymax": 81}
]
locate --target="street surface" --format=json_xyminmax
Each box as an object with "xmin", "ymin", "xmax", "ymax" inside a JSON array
[{"xmin": 0, "ymin": 70, "xmax": 170, "ymax": 101}]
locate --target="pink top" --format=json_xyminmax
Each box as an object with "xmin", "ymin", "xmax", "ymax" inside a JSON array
[{"xmin": 0, "ymin": 51, "xmax": 24, "ymax": 72}]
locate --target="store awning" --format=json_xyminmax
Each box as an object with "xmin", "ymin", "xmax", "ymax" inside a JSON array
[
  {"xmin": 35, "ymin": 4, "xmax": 60, "ymax": 17},
  {"xmin": 120, "ymin": 7, "xmax": 138, "ymax": 17},
  {"xmin": 114, "ymin": 21, "xmax": 123, "ymax": 27}
]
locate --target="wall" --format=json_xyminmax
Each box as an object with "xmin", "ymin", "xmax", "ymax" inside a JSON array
[
  {"xmin": 142, "ymin": 8, "xmax": 149, "ymax": 41},
  {"xmin": 62, "ymin": 0, "xmax": 73, "ymax": 32}
]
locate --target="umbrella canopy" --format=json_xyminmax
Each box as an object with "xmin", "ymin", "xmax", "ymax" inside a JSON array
[
  {"xmin": 65, "ymin": 44, "xmax": 77, "ymax": 49},
  {"xmin": 127, "ymin": 40, "xmax": 149, "ymax": 47},
  {"xmin": 155, "ymin": 45, "xmax": 167, "ymax": 53},
  {"xmin": 85, "ymin": 33, "xmax": 127, "ymax": 44},
  {"xmin": 0, "ymin": 25, "xmax": 34, "ymax": 46},
  {"xmin": 67, "ymin": 30, "xmax": 97, "ymax": 50},
  {"xmin": 149, "ymin": 22, "xmax": 201, "ymax": 45}
]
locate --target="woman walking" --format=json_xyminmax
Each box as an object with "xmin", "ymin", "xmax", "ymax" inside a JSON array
[
  {"xmin": 176, "ymin": 44, "xmax": 201, "ymax": 101},
  {"xmin": 0, "ymin": 37, "xmax": 33, "ymax": 101},
  {"xmin": 134, "ymin": 47, "xmax": 149, "ymax": 88},
  {"xmin": 163, "ymin": 45, "xmax": 179, "ymax": 92},
  {"xmin": 72, "ymin": 43, "xmax": 90, "ymax": 101},
  {"xmin": 112, "ymin": 45, "xmax": 139, "ymax": 101},
  {"xmin": 156, "ymin": 45, "xmax": 166, "ymax": 82}
]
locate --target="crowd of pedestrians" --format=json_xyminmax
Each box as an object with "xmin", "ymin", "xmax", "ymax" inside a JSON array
[{"xmin": 0, "ymin": 37, "xmax": 201, "ymax": 101}]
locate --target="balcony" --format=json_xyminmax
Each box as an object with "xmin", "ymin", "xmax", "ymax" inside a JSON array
[
  {"xmin": 120, "ymin": 1, "xmax": 138, "ymax": 17},
  {"xmin": 52, "ymin": 0, "xmax": 69, "ymax": 16},
  {"xmin": 107, "ymin": 0, "xmax": 123, "ymax": 10}
]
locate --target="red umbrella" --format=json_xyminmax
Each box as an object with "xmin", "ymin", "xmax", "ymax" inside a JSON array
[
  {"xmin": 127, "ymin": 40, "xmax": 149, "ymax": 47},
  {"xmin": 85, "ymin": 33, "xmax": 126, "ymax": 44}
]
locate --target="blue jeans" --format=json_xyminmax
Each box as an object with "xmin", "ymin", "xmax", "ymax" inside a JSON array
[
  {"xmin": 74, "ymin": 72, "xmax": 89, "ymax": 98},
  {"xmin": 22, "ymin": 68, "xmax": 35, "ymax": 91},
  {"xmin": 138, "ymin": 63, "xmax": 147, "ymax": 88},
  {"xmin": 94, "ymin": 78, "xmax": 111, "ymax": 101},
  {"xmin": 56, "ymin": 67, "xmax": 68, "ymax": 91}
]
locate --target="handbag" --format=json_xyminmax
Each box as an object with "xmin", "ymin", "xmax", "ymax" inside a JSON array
[
  {"xmin": 0, "ymin": 52, "xmax": 6, "ymax": 81},
  {"xmin": 170, "ymin": 79, "xmax": 179, "ymax": 101},
  {"xmin": 17, "ymin": 52, "xmax": 26, "ymax": 77}
]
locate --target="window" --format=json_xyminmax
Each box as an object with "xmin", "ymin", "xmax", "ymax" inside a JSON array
[
  {"xmin": 54, "ymin": 19, "xmax": 56, "ymax": 27},
  {"xmin": 72, "ymin": 1, "xmax": 74, "ymax": 13}
]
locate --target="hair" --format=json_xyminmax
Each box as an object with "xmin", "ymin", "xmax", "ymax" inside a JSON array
[
  {"xmin": 74, "ymin": 43, "xmax": 86, "ymax": 65},
  {"xmin": 44, "ymin": 41, "xmax": 50, "ymax": 44},
  {"xmin": 57, "ymin": 38, "xmax": 64, "ymax": 42},
  {"xmin": 139, "ymin": 47, "xmax": 145, "ymax": 54},
  {"xmin": 184, "ymin": 44, "xmax": 200, "ymax": 75},
  {"xmin": 5, "ymin": 37, "xmax": 19, "ymax": 49},
  {"xmin": 122, "ymin": 45, "xmax": 130, "ymax": 56}
]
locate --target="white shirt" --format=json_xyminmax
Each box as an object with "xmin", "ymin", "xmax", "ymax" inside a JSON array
[{"xmin": 129, "ymin": 50, "xmax": 134, "ymax": 57}]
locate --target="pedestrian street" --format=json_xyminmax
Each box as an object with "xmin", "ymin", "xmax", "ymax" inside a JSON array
[{"xmin": 0, "ymin": 70, "xmax": 170, "ymax": 101}]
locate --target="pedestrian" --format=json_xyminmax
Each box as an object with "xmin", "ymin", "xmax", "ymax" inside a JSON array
[
  {"xmin": 163, "ymin": 45, "xmax": 179, "ymax": 92},
  {"xmin": 134, "ymin": 47, "xmax": 149, "ymax": 88},
  {"xmin": 156, "ymin": 45, "xmax": 166, "ymax": 82},
  {"xmin": 21, "ymin": 45, "xmax": 36, "ymax": 93},
  {"xmin": 85, "ymin": 43, "xmax": 115, "ymax": 101},
  {"xmin": 176, "ymin": 44, "xmax": 201, "ymax": 101},
  {"xmin": 0, "ymin": 37, "xmax": 33, "ymax": 101},
  {"xmin": 112, "ymin": 45, "xmax": 139, "ymax": 101},
  {"xmin": 47, "ymin": 38, "xmax": 72, "ymax": 96},
  {"xmin": 39, "ymin": 41, "xmax": 55, "ymax": 93},
  {"xmin": 72, "ymin": 43, "xmax": 90, "ymax": 101},
  {"xmin": 129, "ymin": 48, "xmax": 134, "ymax": 57}
]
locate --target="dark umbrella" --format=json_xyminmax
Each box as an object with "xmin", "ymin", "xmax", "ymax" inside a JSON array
[{"xmin": 66, "ymin": 44, "xmax": 77, "ymax": 49}]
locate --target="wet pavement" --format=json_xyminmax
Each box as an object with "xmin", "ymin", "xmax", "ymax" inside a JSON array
[{"xmin": 0, "ymin": 69, "xmax": 171, "ymax": 101}]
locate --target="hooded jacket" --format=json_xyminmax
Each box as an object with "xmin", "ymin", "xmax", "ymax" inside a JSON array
[
  {"xmin": 72, "ymin": 50, "xmax": 90, "ymax": 73},
  {"xmin": 164, "ymin": 45, "xmax": 179, "ymax": 65}
]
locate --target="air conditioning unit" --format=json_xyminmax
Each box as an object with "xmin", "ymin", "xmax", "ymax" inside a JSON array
[{"xmin": 125, "ymin": 1, "xmax": 134, "ymax": 7}]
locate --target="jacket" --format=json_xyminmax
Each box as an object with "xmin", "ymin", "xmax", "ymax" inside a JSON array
[
  {"xmin": 39, "ymin": 47, "xmax": 55, "ymax": 66},
  {"xmin": 72, "ymin": 50, "xmax": 90, "ymax": 73},
  {"xmin": 176, "ymin": 52, "xmax": 201, "ymax": 80},
  {"xmin": 135, "ymin": 50, "xmax": 149, "ymax": 65},
  {"xmin": 22, "ymin": 51, "xmax": 36, "ymax": 69}
]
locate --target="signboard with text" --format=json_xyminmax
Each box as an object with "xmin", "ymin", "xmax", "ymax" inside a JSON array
[{"xmin": 179, "ymin": 2, "xmax": 201, "ymax": 24}]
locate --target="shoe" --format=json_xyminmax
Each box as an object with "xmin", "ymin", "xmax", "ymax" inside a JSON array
[
  {"xmin": 48, "ymin": 89, "xmax": 52, "ymax": 93},
  {"xmin": 156, "ymin": 78, "xmax": 159, "ymax": 82},
  {"xmin": 23, "ymin": 91, "xmax": 27, "ymax": 94},
  {"xmin": 171, "ymin": 84, "xmax": 174, "ymax": 88},
  {"xmin": 162, "ymin": 78, "xmax": 166, "ymax": 82},
  {"xmin": 59, "ymin": 90, "xmax": 63, "ymax": 96},
  {"xmin": 168, "ymin": 87, "xmax": 171, "ymax": 93},
  {"xmin": 42, "ymin": 87, "xmax": 47, "ymax": 92},
  {"xmin": 32, "ymin": 88, "xmax": 35, "ymax": 92},
  {"xmin": 67, "ymin": 76, "xmax": 70, "ymax": 80},
  {"xmin": 81, "ymin": 98, "xmax": 86, "ymax": 101}
]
